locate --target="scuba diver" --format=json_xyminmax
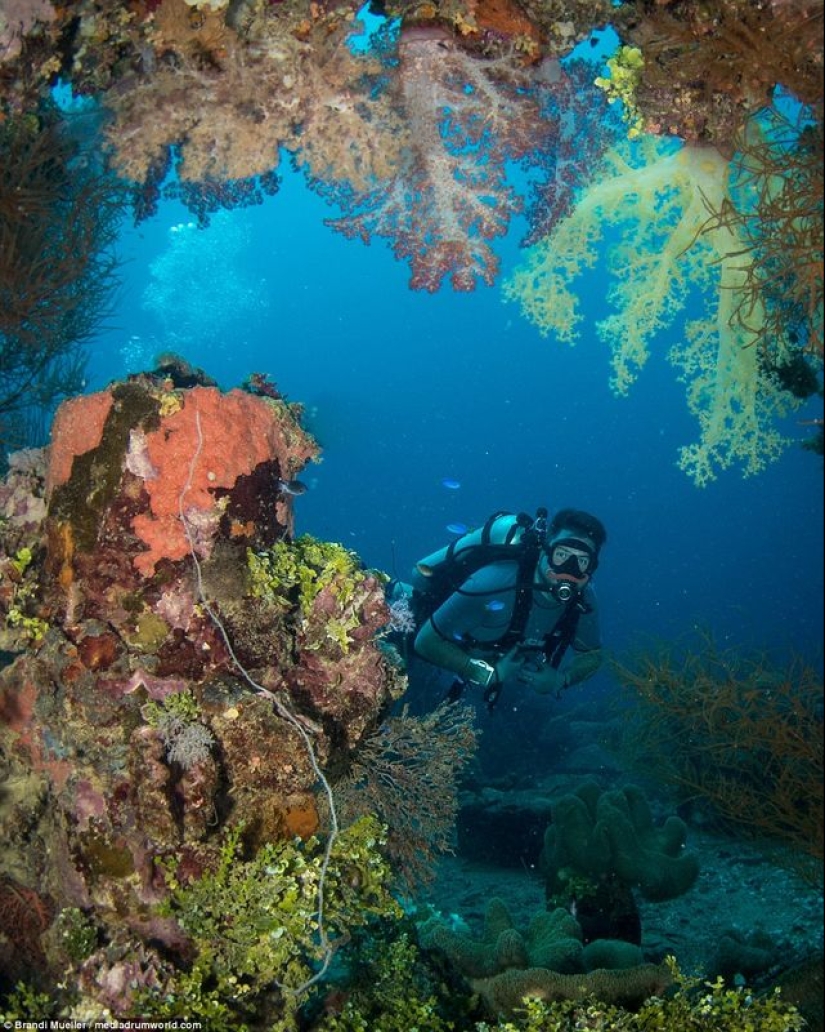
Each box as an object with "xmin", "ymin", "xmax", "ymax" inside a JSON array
[{"xmin": 390, "ymin": 507, "xmax": 607, "ymax": 710}]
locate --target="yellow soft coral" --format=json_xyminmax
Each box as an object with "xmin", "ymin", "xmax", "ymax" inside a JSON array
[{"xmin": 503, "ymin": 135, "xmax": 799, "ymax": 486}]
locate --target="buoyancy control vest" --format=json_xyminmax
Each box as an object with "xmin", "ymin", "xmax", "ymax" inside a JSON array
[{"xmin": 411, "ymin": 508, "xmax": 589, "ymax": 663}]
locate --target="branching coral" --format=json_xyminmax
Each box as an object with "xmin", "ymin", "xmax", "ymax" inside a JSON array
[
  {"xmin": 335, "ymin": 702, "xmax": 478, "ymax": 891},
  {"xmin": 0, "ymin": 107, "xmax": 125, "ymax": 447},
  {"xmin": 315, "ymin": 22, "xmax": 546, "ymax": 291},
  {"xmin": 612, "ymin": 636, "xmax": 824, "ymax": 869},
  {"xmin": 617, "ymin": 0, "xmax": 824, "ymax": 150},
  {"xmin": 503, "ymin": 131, "xmax": 803, "ymax": 485},
  {"xmin": 708, "ymin": 104, "xmax": 824, "ymax": 366}
]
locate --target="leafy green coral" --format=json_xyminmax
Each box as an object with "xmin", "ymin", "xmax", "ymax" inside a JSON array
[
  {"xmin": 137, "ymin": 816, "xmax": 402, "ymax": 1030},
  {"xmin": 54, "ymin": 906, "xmax": 99, "ymax": 964},
  {"xmin": 0, "ymin": 982, "xmax": 57, "ymax": 1024},
  {"xmin": 247, "ymin": 535, "xmax": 378, "ymax": 653},
  {"xmin": 315, "ymin": 930, "xmax": 457, "ymax": 1032},
  {"xmin": 143, "ymin": 687, "xmax": 202, "ymax": 726},
  {"xmin": 2, "ymin": 545, "xmax": 48, "ymax": 644},
  {"xmin": 594, "ymin": 45, "xmax": 645, "ymax": 139},
  {"xmin": 476, "ymin": 958, "xmax": 805, "ymax": 1031}
]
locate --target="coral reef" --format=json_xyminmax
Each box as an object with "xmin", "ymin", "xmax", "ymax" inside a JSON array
[
  {"xmin": 1, "ymin": 0, "xmax": 623, "ymax": 284},
  {"xmin": 612, "ymin": 636, "xmax": 825, "ymax": 868},
  {"xmin": 129, "ymin": 816, "xmax": 402, "ymax": 1026},
  {"xmin": 313, "ymin": 27, "xmax": 620, "ymax": 291},
  {"xmin": 470, "ymin": 961, "xmax": 672, "ymax": 1019},
  {"xmin": 418, "ymin": 896, "xmax": 670, "ymax": 1021},
  {"xmin": 465, "ymin": 958, "xmax": 806, "ymax": 1028},
  {"xmin": 0, "ymin": 0, "xmax": 821, "ymax": 324},
  {"xmin": 0, "ymin": 368, "xmax": 406, "ymax": 1021},
  {"xmin": 503, "ymin": 131, "xmax": 808, "ymax": 485}
]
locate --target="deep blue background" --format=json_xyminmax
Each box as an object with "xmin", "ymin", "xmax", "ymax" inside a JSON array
[{"xmin": 88, "ymin": 158, "xmax": 824, "ymax": 688}]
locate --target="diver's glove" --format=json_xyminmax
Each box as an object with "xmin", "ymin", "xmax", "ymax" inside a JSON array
[
  {"xmin": 491, "ymin": 645, "xmax": 526, "ymax": 687},
  {"xmin": 517, "ymin": 663, "xmax": 567, "ymax": 696}
]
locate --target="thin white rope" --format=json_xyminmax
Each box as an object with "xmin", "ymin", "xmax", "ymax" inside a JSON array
[{"xmin": 178, "ymin": 402, "xmax": 340, "ymax": 995}]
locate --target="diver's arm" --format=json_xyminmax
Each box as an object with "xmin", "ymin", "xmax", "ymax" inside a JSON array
[
  {"xmin": 563, "ymin": 647, "xmax": 603, "ymax": 688},
  {"xmin": 414, "ymin": 619, "xmax": 482, "ymax": 681}
]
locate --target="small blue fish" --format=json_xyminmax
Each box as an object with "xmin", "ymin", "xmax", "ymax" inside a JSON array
[
  {"xmin": 446, "ymin": 522, "xmax": 468, "ymax": 535},
  {"xmin": 441, "ymin": 478, "xmax": 461, "ymax": 490},
  {"xmin": 277, "ymin": 478, "xmax": 308, "ymax": 497},
  {"xmin": 485, "ymin": 599, "xmax": 506, "ymax": 612}
]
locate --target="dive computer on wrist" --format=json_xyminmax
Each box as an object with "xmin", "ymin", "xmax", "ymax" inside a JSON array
[{"xmin": 465, "ymin": 659, "xmax": 496, "ymax": 688}]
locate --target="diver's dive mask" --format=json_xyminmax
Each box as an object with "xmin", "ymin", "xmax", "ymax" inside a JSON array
[
  {"xmin": 544, "ymin": 536, "xmax": 596, "ymax": 600},
  {"xmin": 550, "ymin": 543, "xmax": 593, "ymax": 576}
]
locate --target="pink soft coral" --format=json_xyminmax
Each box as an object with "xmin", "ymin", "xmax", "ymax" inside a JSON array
[{"xmin": 319, "ymin": 25, "xmax": 544, "ymax": 292}]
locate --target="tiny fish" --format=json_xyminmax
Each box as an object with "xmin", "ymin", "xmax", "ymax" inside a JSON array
[
  {"xmin": 441, "ymin": 478, "xmax": 461, "ymax": 490},
  {"xmin": 446, "ymin": 522, "xmax": 468, "ymax": 535},
  {"xmin": 485, "ymin": 599, "xmax": 506, "ymax": 612},
  {"xmin": 277, "ymin": 478, "xmax": 308, "ymax": 496}
]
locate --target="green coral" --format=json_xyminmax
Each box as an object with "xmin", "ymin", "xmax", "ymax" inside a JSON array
[
  {"xmin": 9, "ymin": 546, "xmax": 34, "ymax": 574},
  {"xmin": 54, "ymin": 906, "xmax": 99, "ymax": 963},
  {"xmin": 138, "ymin": 816, "xmax": 402, "ymax": 1029},
  {"xmin": 315, "ymin": 930, "xmax": 457, "ymax": 1032},
  {"xmin": 5, "ymin": 604, "xmax": 48, "ymax": 643},
  {"xmin": 0, "ymin": 982, "xmax": 57, "ymax": 1023},
  {"xmin": 2, "ymin": 546, "xmax": 48, "ymax": 644},
  {"xmin": 541, "ymin": 781, "xmax": 699, "ymax": 902},
  {"xmin": 476, "ymin": 958, "xmax": 805, "ymax": 1031},
  {"xmin": 419, "ymin": 898, "xmax": 584, "ymax": 979},
  {"xmin": 143, "ymin": 688, "xmax": 202, "ymax": 727},
  {"xmin": 247, "ymin": 535, "xmax": 374, "ymax": 653},
  {"xmin": 595, "ymin": 46, "xmax": 645, "ymax": 139}
]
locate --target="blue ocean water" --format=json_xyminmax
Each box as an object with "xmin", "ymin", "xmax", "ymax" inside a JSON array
[{"xmin": 89, "ymin": 160, "xmax": 824, "ymax": 686}]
